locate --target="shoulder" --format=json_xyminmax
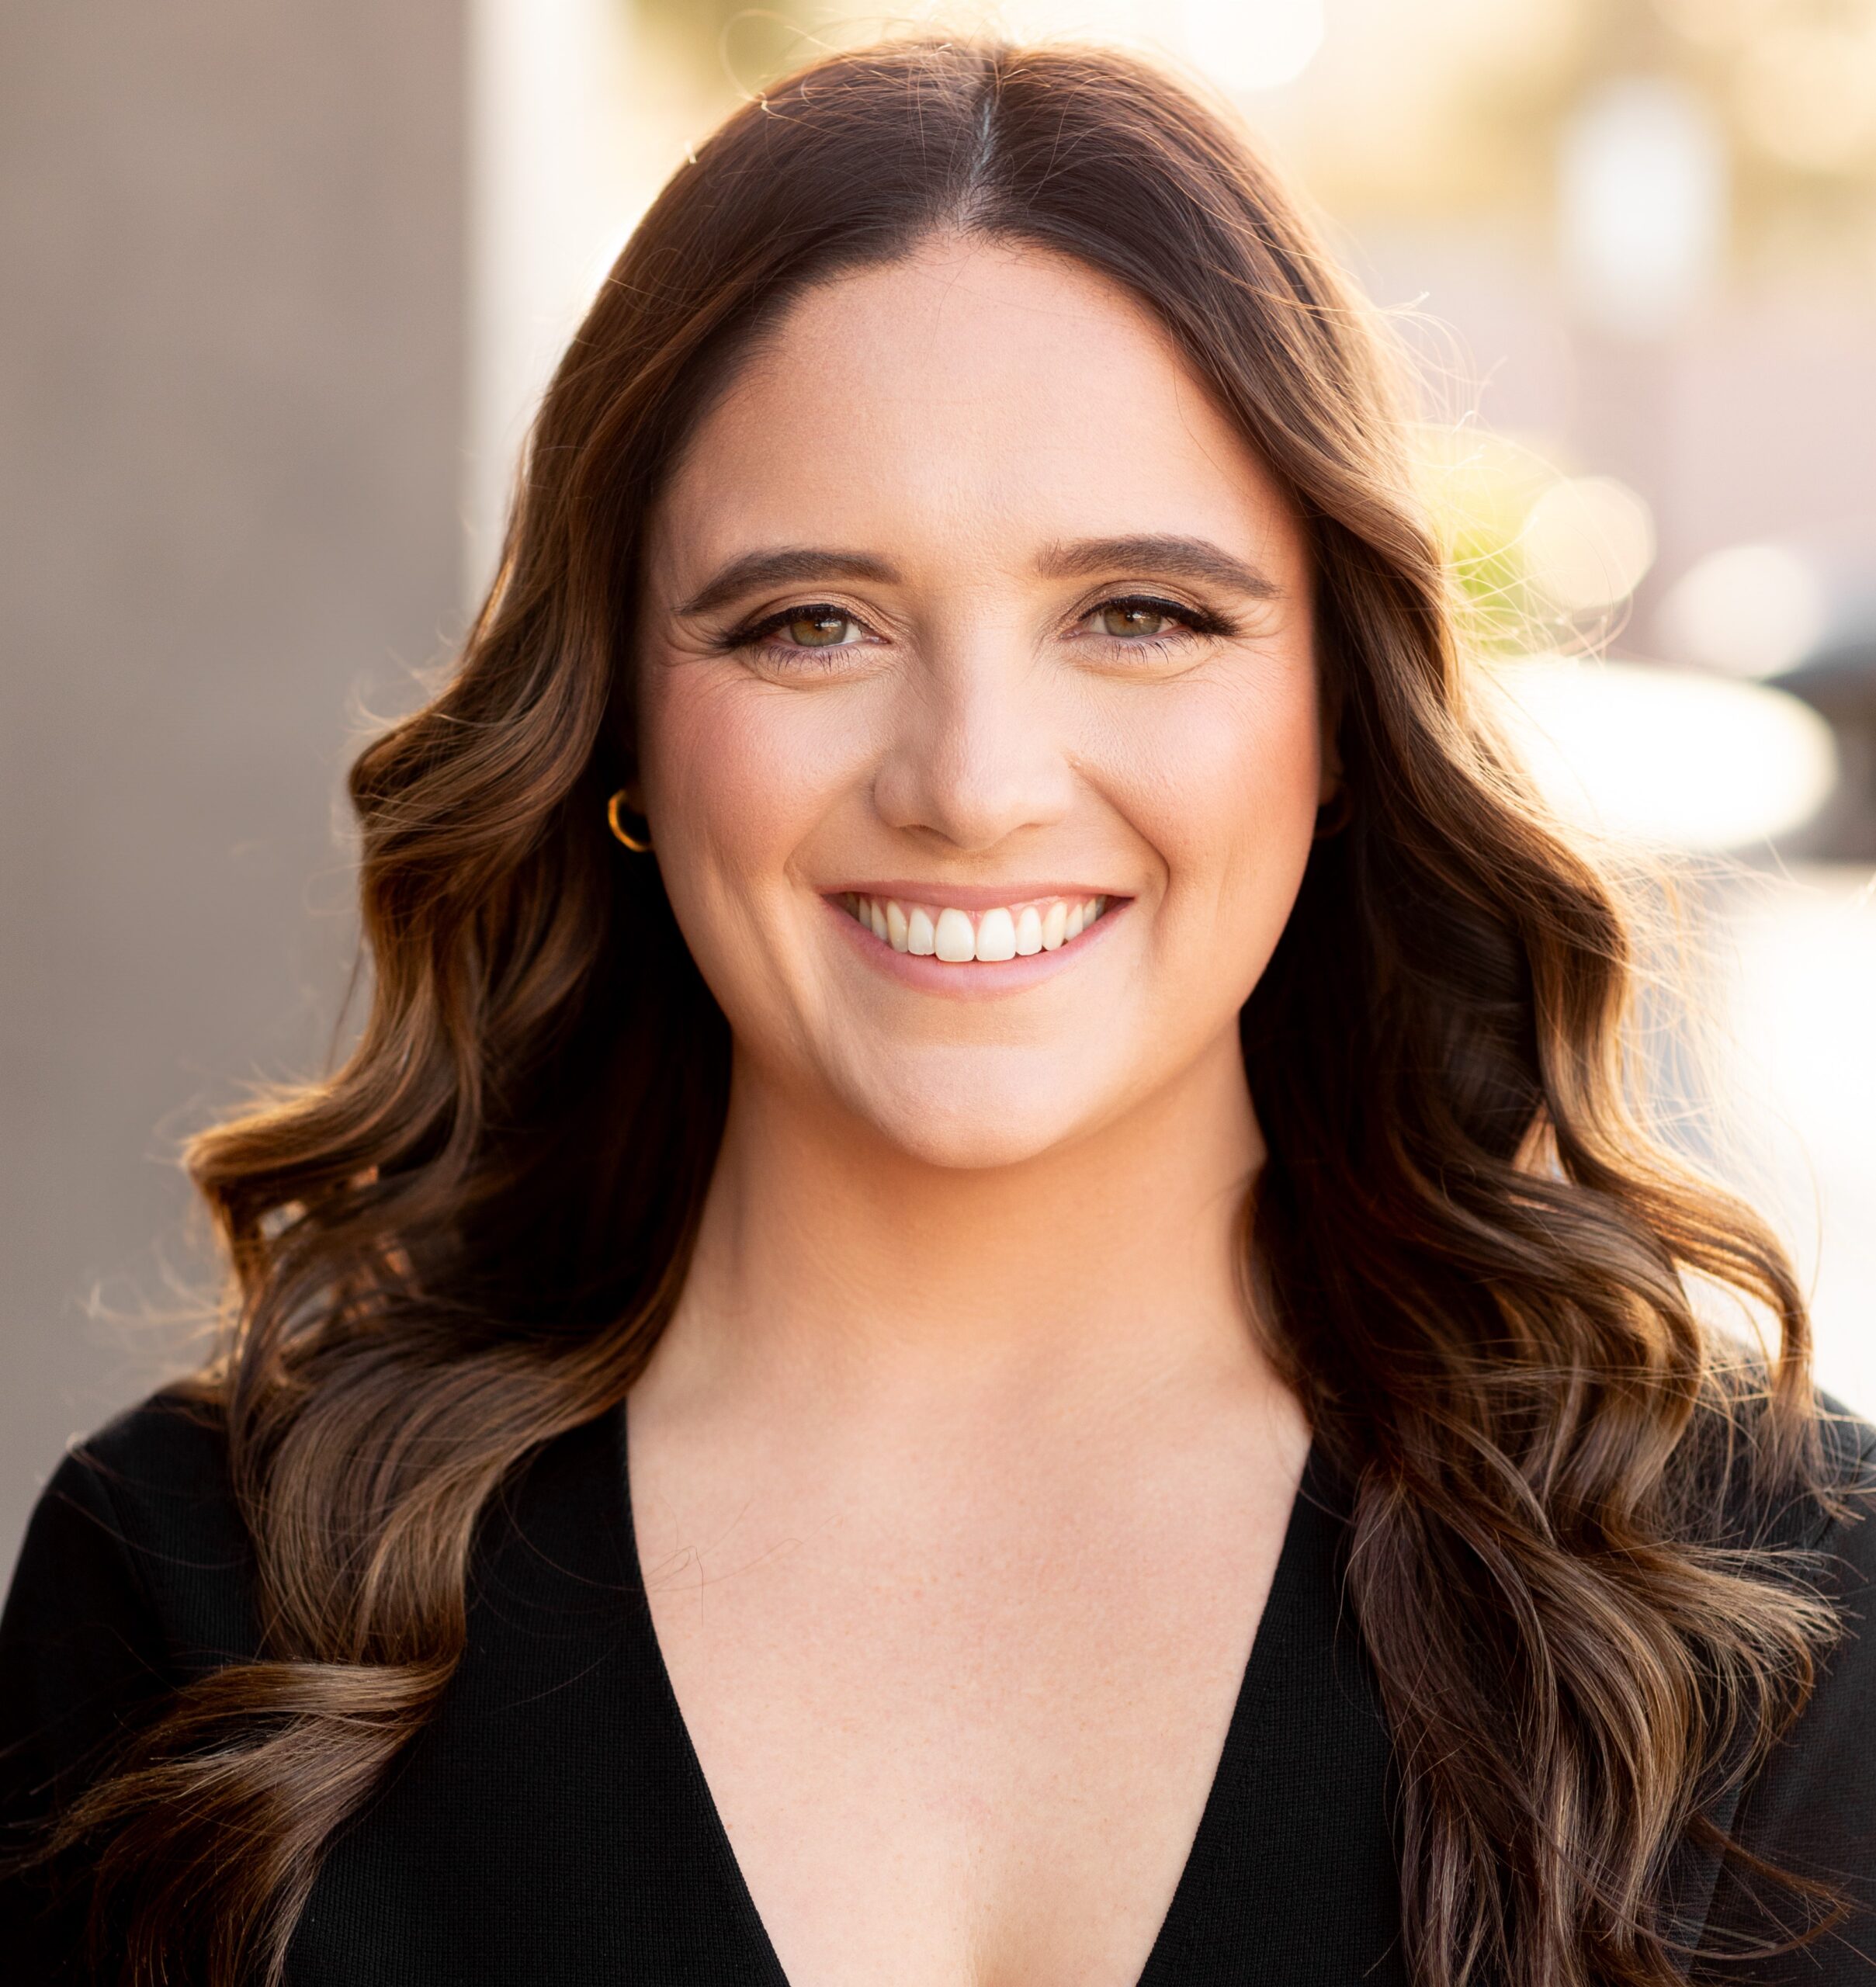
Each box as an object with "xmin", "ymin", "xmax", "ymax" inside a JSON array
[
  {"xmin": 1704, "ymin": 1388, "xmax": 1876, "ymax": 1708},
  {"xmin": 4, "ymin": 1385, "xmax": 256, "ymax": 1690},
  {"xmin": 1784, "ymin": 1390, "xmax": 1876, "ymax": 1673},
  {"xmin": 0, "ymin": 1390, "xmax": 253, "ymax": 1968},
  {"xmin": 1788, "ymin": 1395, "xmax": 1876, "ymax": 1709},
  {"xmin": 51, "ymin": 1383, "xmax": 234, "ymax": 1517},
  {"xmin": 59, "ymin": 1384, "xmax": 242, "ymax": 1541},
  {"xmin": 1751, "ymin": 1392, "xmax": 1876, "ymax": 1583},
  {"xmin": 1674, "ymin": 1378, "xmax": 1876, "ymax": 1555},
  {"xmin": 1811, "ymin": 1394, "xmax": 1876, "ymax": 1526},
  {"xmin": 0, "ymin": 1389, "xmax": 249, "ymax": 1941},
  {"xmin": 1697, "ymin": 1396, "xmax": 1876, "ymax": 1979}
]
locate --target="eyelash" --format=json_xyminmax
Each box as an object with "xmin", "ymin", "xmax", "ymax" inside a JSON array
[
  {"xmin": 720, "ymin": 592, "xmax": 1236, "ymax": 664},
  {"xmin": 720, "ymin": 604, "xmax": 876, "ymax": 666},
  {"xmin": 1084, "ymin": 594, "xmax": 1238, "ymax": 649}
]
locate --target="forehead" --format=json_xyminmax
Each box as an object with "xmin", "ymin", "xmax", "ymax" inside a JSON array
[{"xmin": 650, "ymin": 237, "xmax": 1304, "ymax": 584}]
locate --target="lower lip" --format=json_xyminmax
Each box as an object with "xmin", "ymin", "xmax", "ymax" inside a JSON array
[{"xmin": 823, "ymin": 895, "xmax": 1129, "ymax": 997}]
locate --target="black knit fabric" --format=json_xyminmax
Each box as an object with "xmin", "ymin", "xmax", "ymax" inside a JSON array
[{"xmin": 2, "ymin": 1391, "xmax": 1871, "ymax": 1984}]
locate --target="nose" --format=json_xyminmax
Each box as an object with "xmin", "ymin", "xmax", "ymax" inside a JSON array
[{"xmin": 869, "ymin": 638, "xmax": 1077, "ymax": 853}]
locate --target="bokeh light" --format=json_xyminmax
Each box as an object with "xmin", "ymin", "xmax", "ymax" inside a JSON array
[
  {"xmin": 1519, "ymin": 476, "xmax": 1657, "ymax": 616},
  {"xmin": 1657, "ymin": 544, "xmax": 1829, "ymax": 680},
  {"xmin": 1177, "ymin": 0, "xmax": 1325, "ymax": 93},
  {"xmin": 1734, "ymin": 18, "xmax": 1876, "ymax": 175},
  {"xmin": 1491, "ymin": 656, "xmax": 1838, "ymax": 851},
  {"xmin": 1558, "ymin": 75, "xmax": 1727, "ymax": 338}
]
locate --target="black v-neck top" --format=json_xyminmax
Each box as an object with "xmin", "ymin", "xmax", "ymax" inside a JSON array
[{"xmin": 2, "ymin": 1391, "xmax": 1874, "ymax": 1984}]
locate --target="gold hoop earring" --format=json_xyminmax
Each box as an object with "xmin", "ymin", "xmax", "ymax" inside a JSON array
[{"xmin": 606, "ymin": 789, "xmax": 654, "ymax": 852}]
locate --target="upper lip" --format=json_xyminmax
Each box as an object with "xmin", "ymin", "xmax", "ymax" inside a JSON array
[{"xmin": 824, "ymin": 882, "xmax": 1125, "ymax": 910}]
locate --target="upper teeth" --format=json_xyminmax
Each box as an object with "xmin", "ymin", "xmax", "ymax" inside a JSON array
[{"xmin": 842, "ymin": 893, "xmax": 1110, "ymax": 961}]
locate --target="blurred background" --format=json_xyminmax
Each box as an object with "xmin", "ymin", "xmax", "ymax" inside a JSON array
[{"xmin": 5, "ymin": 0, "xmax": 1874, "ymax": 1580}]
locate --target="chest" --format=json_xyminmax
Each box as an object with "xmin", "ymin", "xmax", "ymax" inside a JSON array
[
  {"xmin": 289, "ymin": 1412, "xmax": 1407, "ymax": 1987},
  {"xmin": 632, "ymin": 1444, "xmax": 1300, "ymax": 1987}
]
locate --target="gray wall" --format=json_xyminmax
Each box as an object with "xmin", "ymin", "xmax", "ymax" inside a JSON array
[{"xmin": 1, "ymin": 5, "xmax": 466, "ymax": 1580}]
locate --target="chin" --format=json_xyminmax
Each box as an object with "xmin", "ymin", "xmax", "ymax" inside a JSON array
[{"xmin": 834, "ymin": 1049, "xmax": 1115, "ymax": 1172}]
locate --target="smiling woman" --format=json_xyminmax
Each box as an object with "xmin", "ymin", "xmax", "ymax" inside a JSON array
[
  {"xmin": 631, "ymin": 241, "xmax": 1325, "ymax": 1170},
  {"xmin": 2, "ymin": 35, "xmax": 1874, "ymax": 1987}
]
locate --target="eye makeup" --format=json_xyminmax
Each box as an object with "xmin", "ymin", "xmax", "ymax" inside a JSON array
[
  {"xmin": 712, "ymin": 588, "xmax": 1241, "ymax": 668},
  {"xmin": 1069, "ymin": 592, "xmax": 1239, "ymax": 649}
]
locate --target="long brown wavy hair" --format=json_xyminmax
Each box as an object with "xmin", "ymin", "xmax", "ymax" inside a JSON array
[{"xmin": 52, "ymin": 36, "xmax": 1850, "ymax": 1987}]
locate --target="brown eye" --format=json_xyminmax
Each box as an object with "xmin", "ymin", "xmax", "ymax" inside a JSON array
[
  {"xmin": 786, "ymin": 608, "xmax": 855, "ymax": 647},
  {"xmin": 1098, "ymin": 602, "xmax": 1174, "ymax": 639}
]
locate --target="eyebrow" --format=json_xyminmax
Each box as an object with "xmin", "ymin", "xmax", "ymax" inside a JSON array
[
  {"xmin": 675, "ymin": 548, "xmax": 901, "ymax": 619},
  {"xmin": 672, "ymin": 531, "xmax": 1281, "ymax": 620},
  {"xmin": 1036, "ymin": 534, "xmax": 1282, "ymax": 599}
]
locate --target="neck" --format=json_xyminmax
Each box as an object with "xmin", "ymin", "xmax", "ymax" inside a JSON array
[{"xmin": 648, "ymin": 1026, "xmax": 1282, "ymax": 1432}]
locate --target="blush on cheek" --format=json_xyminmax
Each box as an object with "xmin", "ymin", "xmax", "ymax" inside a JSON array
[
  {"xmin": 653, "ymin": 681, "xmax": 787, "ymax": 873},
  {"xmin": 635, "ymin": 662, "xmax": 879, "ymax": 966},
  {"xmin": 1108, "ymin": 667, "xmax": 1323, "ymax": 894}
]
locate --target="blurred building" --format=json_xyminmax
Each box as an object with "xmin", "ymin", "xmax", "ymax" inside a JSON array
[{"xmin": 0, "ymin": 4, "xmax": 464, "ymax": 1575}]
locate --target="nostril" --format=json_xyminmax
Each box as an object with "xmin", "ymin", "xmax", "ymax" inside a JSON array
[{"xmin": 868, "ymin": 713, "xmax": 1077, "ymax": 848}]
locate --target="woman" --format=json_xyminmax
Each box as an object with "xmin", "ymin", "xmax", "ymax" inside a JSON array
[{"xmin": 2, "ymin": 36, "xmax": 1871, "ymax": 1987}]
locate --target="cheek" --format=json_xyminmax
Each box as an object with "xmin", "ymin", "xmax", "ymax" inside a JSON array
[
  {"xmin": 640, "ymin": 670, "xmax": 781, "ymax": 879},
  {"xmin": 634, "ymin": 664, "xmax": 867, "ymax": 943},
  {"xmin": 1107, "ymin": 663, "xmax": 1321, "ymax": 960}
]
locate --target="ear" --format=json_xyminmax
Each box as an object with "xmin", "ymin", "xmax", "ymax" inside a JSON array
[
  {"xmin": 1315, "ymin": 655, "xmax": 1344, "ymax": 809},
  {"xmin": 1317, "ymin": 747, "xmax": 1343, "ymax": 810},
  {"xmin": 608, "ymin": 740, "xmax": 646, "ymax": 814}
]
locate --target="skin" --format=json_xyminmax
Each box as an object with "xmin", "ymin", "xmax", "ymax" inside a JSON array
[{"xmin": 626, "ymin": 237, "xmax": 1330, "ymax": 1987}]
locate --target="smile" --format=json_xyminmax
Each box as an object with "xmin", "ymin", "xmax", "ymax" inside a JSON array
[{"xmin": 838, "ymin": 892, "xmax": 1113, "ymax": 962}]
